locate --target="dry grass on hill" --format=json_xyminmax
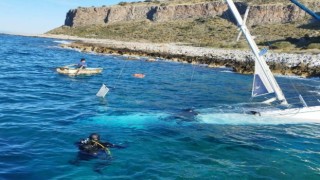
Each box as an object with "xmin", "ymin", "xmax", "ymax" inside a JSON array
[
  {"xmin": 48, "ymin": 16, "xmax": 320, "ymax": 52},
  {"xmin": 55, "ymin": 0, "xmax": 320, "ymax": 52},
  {"xmin": 48, "ymin": 17, "xmax": 243, "ymax": 48}
]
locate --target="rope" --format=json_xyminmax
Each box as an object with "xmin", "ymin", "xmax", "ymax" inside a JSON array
[
  {"xmin": 190, "ymin": 64, "xmax": 196, "ymax": 82},
  {"xmin": 92, "ymin": 140, "xmax": 112, "ymax": 156},
  {"xmin": 113, "ymin": 60, "xmax": 128, "ymax": 89}
]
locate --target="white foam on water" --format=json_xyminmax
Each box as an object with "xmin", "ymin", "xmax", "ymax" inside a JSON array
[
  {"xmin": 308, "ymin": 90, "xmax": 320, "ymax": 95},
  {"xmin": 220, "ymin": 70, "xmax": 234, "ymax": 73},
  {"xmin": 53, "ymin": 40, "xmax": 72, "ymax": 44},
  {"xmin": 81, "ymin": 112, "xmax": 170, "ymax": 129},
  {"xmin": 275, "ymin": 74, "xmax": 302, "ymax": 79},
  {"xmin": 197, "ymin": 112, "xmax": 320, "ymax": 125}
]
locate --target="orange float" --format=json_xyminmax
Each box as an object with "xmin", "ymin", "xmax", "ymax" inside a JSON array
[{"xmin": 133, "ymin": 73, "xmax": 145, "ymax": 78}]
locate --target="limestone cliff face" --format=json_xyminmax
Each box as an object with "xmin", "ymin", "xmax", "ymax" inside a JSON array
[
  {"xmin": 64, "ymin": 2, "xmax": 320, "ymax": 27},
  {"xmin": 152, "ymin": 2, "xmax": 229, "ymax": 22},
  {"xmin": 245, "ymin": 3, "xmax": 316, "ymax": 26},
  {"xmin": 65, "ymin": 8, "xmax": 110, "ymax": 27},
  {"xmin": 65, "ymin": 2, "xmax": 230, "ymax": 27}
]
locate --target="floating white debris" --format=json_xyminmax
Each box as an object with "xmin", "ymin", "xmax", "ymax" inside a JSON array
[{"xmin": 96, "ymin": 84, "xmax": 109, "ymax": 98}]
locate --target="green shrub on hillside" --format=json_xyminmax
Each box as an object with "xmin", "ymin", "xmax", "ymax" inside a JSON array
[
  {"xmin": 48, "ymin": 11, "xmax": 319, "ymax": 52},
  {"xmin": 307, "ymin": 43, "xmax": 320, "ymax": 49},
  {"xmin": 270, "ymin": 41, "xmax": 295, "ymax": 50},
  {"xmin": 118, "ymin": 2, "xmax": 128, "ymax": 6},
  {"xmin": 233, "ymin": 42, "xmax": 248, "ymax": 49}
]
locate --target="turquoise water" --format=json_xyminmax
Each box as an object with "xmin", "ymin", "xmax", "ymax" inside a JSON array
[{"xmin": 0, "ymin": 34, "xmax": 320, "ymax": 179}]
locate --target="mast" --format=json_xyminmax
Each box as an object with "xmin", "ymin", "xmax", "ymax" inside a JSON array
[
  {"xmin": 225, "ymin": 0, "xmax": 288, "ymax": 105},
  {"xmin": 290, "ymin": 0, "xmax": 320, "ymax": 21}
]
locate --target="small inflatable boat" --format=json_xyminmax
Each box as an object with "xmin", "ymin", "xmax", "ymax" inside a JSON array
[{"xmin": 56, "ymin": 67, "xmax": 103, "ymax": 76}]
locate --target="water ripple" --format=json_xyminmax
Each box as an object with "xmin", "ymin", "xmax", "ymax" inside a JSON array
[{"xmin": 1, "ymin": 34, "xmax": 320, "ymax": 179}]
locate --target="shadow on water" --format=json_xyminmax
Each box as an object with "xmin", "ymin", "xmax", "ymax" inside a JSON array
[
  {"xmin": 161, "ymin": 107, "xmax": 200, "ymax": 124},
  {"xmin": 69, "ymin": 152, "xmax": 112, "ymax": 174}
]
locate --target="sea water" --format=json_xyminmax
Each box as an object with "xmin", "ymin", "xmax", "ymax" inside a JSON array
[{"xmin": 0, "ymin": 34, "xmax": 319, "ymax": 179}]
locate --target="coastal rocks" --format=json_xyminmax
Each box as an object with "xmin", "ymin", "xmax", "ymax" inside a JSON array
[
  {"xmin": 59, "ymin": 40, "xmax": 320, "ymax": 77},
  {"xmin": 64, "ymin": 1, "xmax": 320, "ymax": 27}
]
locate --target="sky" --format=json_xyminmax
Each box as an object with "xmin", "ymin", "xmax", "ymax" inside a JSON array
[{"xmin": 0, "ymin": 0, "xmax": 137, "ymax": 34}]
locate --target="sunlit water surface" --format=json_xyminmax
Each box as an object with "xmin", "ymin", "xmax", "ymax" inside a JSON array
[{"xmin": 0, "ymin": 34, "xmax": 319, "ymax": 179}]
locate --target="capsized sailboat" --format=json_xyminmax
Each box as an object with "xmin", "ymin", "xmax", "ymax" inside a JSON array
[{"xmin": 225, "ymin": 0, "xmax": 320, "ymax": 121}]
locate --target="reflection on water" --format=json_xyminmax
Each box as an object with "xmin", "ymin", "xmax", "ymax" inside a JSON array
[{"xmin": 0, "ymin": 34, "xmax": 319, "ymax": 179}]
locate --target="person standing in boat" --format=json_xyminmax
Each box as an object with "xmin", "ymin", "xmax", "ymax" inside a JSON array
[{"xmin": 77, "ymin": 58, "xmax": 87, "ymax": 69}]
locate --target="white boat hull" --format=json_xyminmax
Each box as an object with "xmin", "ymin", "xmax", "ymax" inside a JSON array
[
  {"xmin": 258, "ymin": 106, "xmax": 320, "ymax": 121},
  {"xmin": 56, "ymin": 67, "xmax": 103, "ymax": 75}
]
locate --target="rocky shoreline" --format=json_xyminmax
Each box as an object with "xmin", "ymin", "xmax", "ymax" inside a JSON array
[{"xmin": 39, "ymin": 34, "xmax": 320, "ymax": 77}]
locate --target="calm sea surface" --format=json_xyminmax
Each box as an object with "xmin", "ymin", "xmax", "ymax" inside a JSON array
[{"xmin": 0, "ymin": 34, "xmax": 319, "ymax": 179}]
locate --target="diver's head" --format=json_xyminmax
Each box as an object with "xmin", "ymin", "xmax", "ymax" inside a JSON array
[{"xmin": 89, "ymin": 133, "xmax": 100, "ymax": 141}]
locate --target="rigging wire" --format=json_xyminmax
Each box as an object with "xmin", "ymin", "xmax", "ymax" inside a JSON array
[
  {"xmin": 190, "ymin": 63, "xmax": 196, "ymax": 82},
  {"xmin": 113, "ymin": 59, "xmax": 128, "ymax": 89},
  {"xmin": 259, "ymin": 43, "xmax": 316, "ymax": 108}
]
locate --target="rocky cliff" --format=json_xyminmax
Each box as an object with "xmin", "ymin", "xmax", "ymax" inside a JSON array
[{"xmin": 64, "ymin": 1, "xmax": 320, "ymax": 27}]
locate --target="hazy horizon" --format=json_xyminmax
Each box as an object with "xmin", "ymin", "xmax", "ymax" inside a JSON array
[{"xmin": 0, "ymin": 0, "xmax": 137, "ymax": 34}]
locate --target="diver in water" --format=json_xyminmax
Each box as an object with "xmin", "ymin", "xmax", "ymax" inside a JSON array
[
  {"xmin": 71, "ymin": 133, "xmax": 125, "ymax": 173},
  {"xmin": 76, "ymin": 133, "xmax": 124, "ymax": 157}
]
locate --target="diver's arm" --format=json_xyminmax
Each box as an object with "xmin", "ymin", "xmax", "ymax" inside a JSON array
[
  {"xmin": 102, "ymin": 142, "xmax": 125, "ymax": 149},
  {"xmin": 101, "ymin": 142, "xmax": 115, "ymax": 148},
  {"xmin": 112, "ymin": 144, "xmax": 126, "ymax": 149}
]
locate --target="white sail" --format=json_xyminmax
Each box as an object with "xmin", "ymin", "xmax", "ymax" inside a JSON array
[
  {"xmin": 225, "ymin": 0, "xmax": 320, "ymax": 121},
  {"xmin": 252, "ymin": 59, "xmax": 274, "ymax": 97},
  {"xmin": 225, "ymin": 0, "xmax": 288, "ymax": 105}
]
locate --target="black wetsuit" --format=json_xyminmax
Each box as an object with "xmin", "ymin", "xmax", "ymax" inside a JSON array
[
  {"xmin": 76, "ymin": 138, "xmax": 124, "ymax": 157},
  {"xmin": 71, "ymin": 138, "xmax": 125, "ymax": 173}
]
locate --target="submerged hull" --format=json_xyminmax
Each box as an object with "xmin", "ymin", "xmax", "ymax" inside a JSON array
[
  {"xmin": 258, "ymin": 106, "xmax": 320, "ymax": 121},
  {"xmin": 56, "ymin": 67, "xmax": 103, "ymax": 75}
]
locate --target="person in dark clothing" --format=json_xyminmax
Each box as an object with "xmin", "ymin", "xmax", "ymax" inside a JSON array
[
  {"xmin": 76, "ymin": 58, "xmax": 87, "ymax": 69},
  {"xmin": 70, "ymin": 133, "xmax": 125, "ymax": 173},
  {"xmin": 76, "ymin": 133, "xmax": 124, "ymax": 157}
]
